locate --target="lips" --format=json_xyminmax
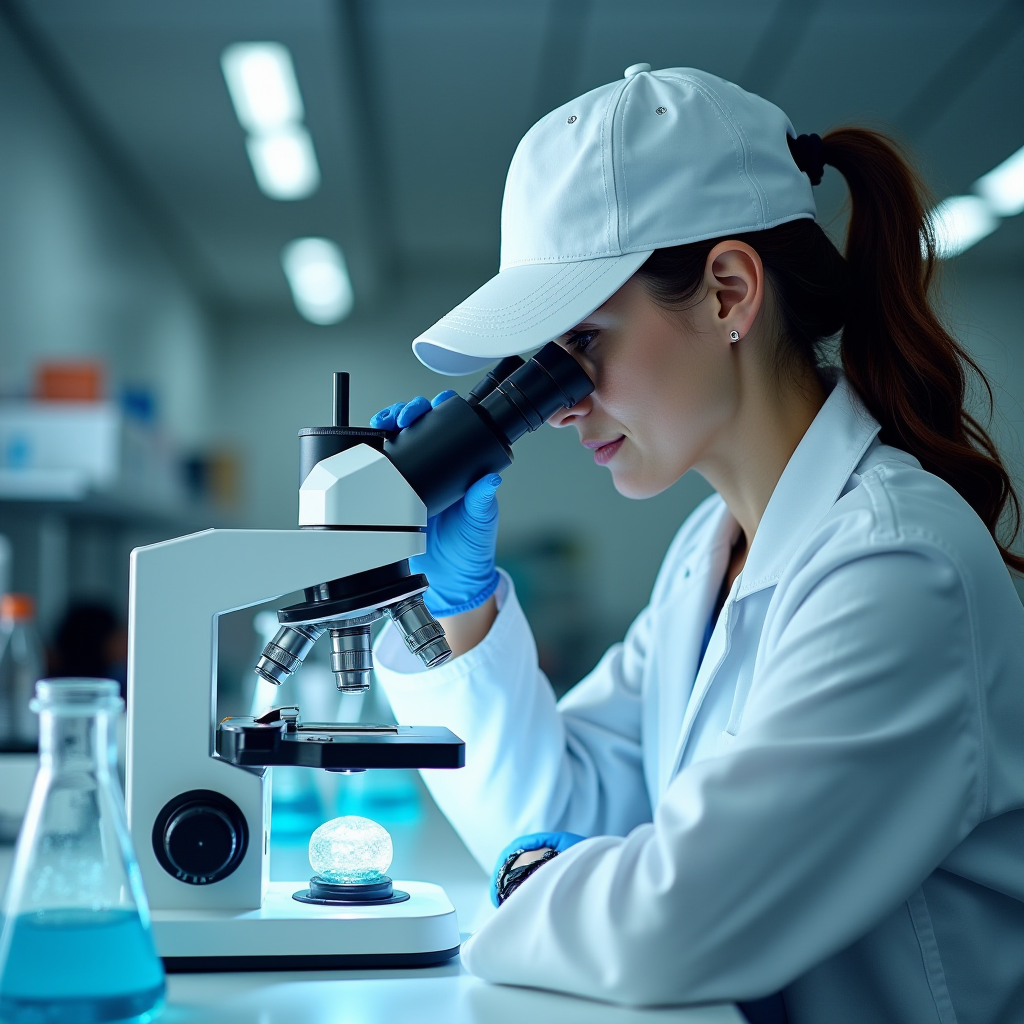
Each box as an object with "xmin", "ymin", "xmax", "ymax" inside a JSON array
[{"xmin": 584, "ymin": 435, "xmax": 625, "ymax": 465}]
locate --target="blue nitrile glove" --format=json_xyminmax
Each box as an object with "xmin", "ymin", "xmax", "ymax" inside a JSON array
[
  {"xmin": 370, "ymin": 391, "xmax": 501, "ymax": 617},
  {"xmin": 490, "ymin": 831, "xmax": 586, "ymax": 907}
]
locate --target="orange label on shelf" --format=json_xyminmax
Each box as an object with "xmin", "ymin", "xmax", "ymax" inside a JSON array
[
  {"xmin": 1, "ymin": 593, "xmax": 35, "ymax": 621},
  {"xmin": 34, "ymin": 362, "xmax": 105, "ymax": 402}
]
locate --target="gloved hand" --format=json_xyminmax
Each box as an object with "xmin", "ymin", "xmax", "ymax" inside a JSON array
[
  {"xmin": 370, "ymin": 391, "xmax": 501, "ymax": 618},
  {"xmin": 490, "ymin": 831, "xmax": 586, "ymax": 907}
]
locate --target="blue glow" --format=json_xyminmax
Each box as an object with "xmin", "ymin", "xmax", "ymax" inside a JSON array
[{"xmin": 309, "ymin": 815, "xmax": 393, "ymax": 884}]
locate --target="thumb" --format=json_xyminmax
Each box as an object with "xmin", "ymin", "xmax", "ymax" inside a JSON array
[{"xmin": 462, "ymin": 474, "xmax": 502, "ymax": 521}]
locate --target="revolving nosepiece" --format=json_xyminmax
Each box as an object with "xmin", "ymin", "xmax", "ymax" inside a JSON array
[
  {"xmin": 389, "ymin": 594, "xmax": 451, "ymax": 669},
  {"xmin": 256, "ymin": 623, "xmax": 325, "ymax": 685}
]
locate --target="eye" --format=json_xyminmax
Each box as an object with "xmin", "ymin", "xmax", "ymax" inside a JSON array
[{"xmin": 567, "ymin": 329, "xmax": 599, "ymax": 352}]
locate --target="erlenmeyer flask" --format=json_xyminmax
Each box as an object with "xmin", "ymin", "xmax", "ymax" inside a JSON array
[{"xmin": 0, "ymin": 679, "xmax": 165, "ymax": 1024}]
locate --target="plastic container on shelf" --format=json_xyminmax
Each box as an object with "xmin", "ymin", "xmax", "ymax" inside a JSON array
[
  {"xmin": 0, "ymin": 594, "xmax": 44, "ymax": 751},
  {"xmin": 0, "ymin": 679, "xmax": 165, "ymax": 1024}
]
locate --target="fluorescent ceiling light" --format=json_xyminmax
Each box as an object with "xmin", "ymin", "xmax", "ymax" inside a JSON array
[
  {"xmin": 973, "ymin": 145, "xmax": 1024, "ymax": 218},
  {"xmin": 246, "ymin": 128, "xmax": 320, "ymax": 200},
  {"xmin": 221, "ymin": 43, "xmax": 304, "ymax": 133},
  {"xmin": 928, "ymin": 195, "xmax": 999, "ymax": 259},
  {"xmin": 282, "ymin": 239, "xmax": 354, "ymax": 325}
]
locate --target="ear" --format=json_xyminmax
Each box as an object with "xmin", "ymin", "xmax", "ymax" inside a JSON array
[{"xmin": 703, "ymin": 240, "xmax": 764, "ymax": 341}]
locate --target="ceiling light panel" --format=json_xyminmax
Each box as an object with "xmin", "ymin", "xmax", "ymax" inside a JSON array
[
  {"xmin": 282, "ymin": 239, "xmax": 354, "ymax": 325},
  {"xmin": 222, "ymin": 42, "xmax": 320, "ymax": 202},
  {"xmin": 246, "ymin": 128, "xmax": 321, "ymax": 201},
  {"xmin": 973, "ymin": 145, "xmax": 1024, "ymax": 218},
  {"xmin": 929, "ymin": 195, "xmax": 999, "ymax": 258},
  {"xmin": 221, "ymin": 43, "xmax": 304, "ymax": 133}
]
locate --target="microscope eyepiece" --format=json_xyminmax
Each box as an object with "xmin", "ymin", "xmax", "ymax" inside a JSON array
[
  {"xmin": 385, "ymin": 342, "xmax": 594, "ymax": 517},
  {"xmin": 466, "ymin": 355, "xmax": 526, "ymax": 406},
  {"xmin": 481, "ymin": 341, "xmax": 594, "ymax": 442}
]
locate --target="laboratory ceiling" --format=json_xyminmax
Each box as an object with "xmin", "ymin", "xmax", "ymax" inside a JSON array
[{"xmin": 3, "ymin": 0, "xmax": 1023, "ymax": 317}]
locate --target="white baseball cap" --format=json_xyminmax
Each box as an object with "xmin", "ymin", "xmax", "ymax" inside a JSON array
[{"xmin": 412, "ymin": 65, "xmax": 817, "ymax": 375}]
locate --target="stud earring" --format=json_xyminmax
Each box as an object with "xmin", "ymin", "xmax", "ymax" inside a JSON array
[{"xmin": 729, "ymin": 330, "xmax": 740, "ymax": 342}]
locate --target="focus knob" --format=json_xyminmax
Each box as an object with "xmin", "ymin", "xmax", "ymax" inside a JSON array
[{"xmin": 152, "ymin": 790, "xmax": 248, "ymax": 885}]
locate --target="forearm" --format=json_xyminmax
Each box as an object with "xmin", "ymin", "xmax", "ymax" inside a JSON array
[
  {"xmin": 375, "ymin": 579, "xmax": 573, "ymax": 868},
  {"xmin": 438, "ymin": 594, "xmax": 497, "ymax": 658},
  {"xmin": 376, "ymin": 574, "xmax": 651, "ymax": 867}
]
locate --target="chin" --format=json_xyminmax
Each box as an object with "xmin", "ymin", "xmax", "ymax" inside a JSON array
[{"xmin": 610, "ymin": 470, "xmax": 666, "ymax": 501}]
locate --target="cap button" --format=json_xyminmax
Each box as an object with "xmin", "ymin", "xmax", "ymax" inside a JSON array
[{"xmin": 624, "ymin": 63, "xmax": 651, "ymax": 78}]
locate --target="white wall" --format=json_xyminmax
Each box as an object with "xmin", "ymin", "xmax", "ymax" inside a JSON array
[
  {"xmin": 952, "ymin": 268, "xmax": 1024, "ymax": 493},
  {"xmin": 0, "ymin": 20, "xmax": 213, "ymax": 448},
  {"xmin": 953, "ymin": 265, "xmax": 1024, "ymax": 599}
]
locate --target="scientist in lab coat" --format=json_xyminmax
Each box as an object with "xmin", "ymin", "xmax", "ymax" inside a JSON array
[{"xmin": 371, "ymin": 67, "xmax": 1024, "ymax": 1024}]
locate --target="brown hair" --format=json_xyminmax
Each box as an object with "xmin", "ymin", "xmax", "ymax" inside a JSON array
[{"xmin": 638, "ymin": 127, "xmax": 1023, "ymax": 574}]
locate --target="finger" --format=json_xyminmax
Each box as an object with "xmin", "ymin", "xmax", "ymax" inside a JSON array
[
  {"xmin": 396, "ymin": 396, "xmax": 432, "ymax": 429},
  {"xmin": 369, "ymin": 401, "xmax": 405, "ymax": 430},
  {"xmin": 431, "ymin": 390, "xmax": 458, "ymax": 407},
  {"xmin": 462, "ymin": 473, "xmax": 502, "ymax": 520}
]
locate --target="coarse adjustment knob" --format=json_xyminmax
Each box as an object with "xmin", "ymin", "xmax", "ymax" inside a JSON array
[{"xmin": 152, "ymin": 790, "xmax": 249, "ymax": 885}]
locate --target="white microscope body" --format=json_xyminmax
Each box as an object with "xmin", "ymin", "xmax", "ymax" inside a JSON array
[
  {"xmin": 126, "ymin": 445, "xmax": 461, "ymax": 970},
  {"xmin": 126, "ymin": 352, "xmax": 594, "ymax": 970}
]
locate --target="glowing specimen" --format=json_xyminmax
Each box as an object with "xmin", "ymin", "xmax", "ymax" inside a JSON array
[{"xmin": 308, "ymin": 815, "xmax": 393, "ymax": 884}]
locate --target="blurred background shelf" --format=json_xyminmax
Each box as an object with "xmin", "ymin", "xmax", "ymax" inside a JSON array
[{"xmin": 0, "ymin": 478, "xmax": 228, "ymax": 532}]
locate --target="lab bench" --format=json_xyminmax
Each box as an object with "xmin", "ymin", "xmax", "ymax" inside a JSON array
[
  {"xmin": 164, "ymin": 963, "xmax": 743, "ymax": 1024},
  {"xmin": 0, "ymin": 775, "xmax": 743, "ymax": 1024}
]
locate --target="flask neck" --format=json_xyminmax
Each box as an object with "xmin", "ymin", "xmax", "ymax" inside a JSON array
[{"xmin": 38, "ymin": 708, "xmax": 116, "ymax": 775}]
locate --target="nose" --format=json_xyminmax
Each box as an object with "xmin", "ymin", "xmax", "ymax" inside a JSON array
[{"xmin": 548, "ymin": 393, "xmax": 592, "ymax": 428}]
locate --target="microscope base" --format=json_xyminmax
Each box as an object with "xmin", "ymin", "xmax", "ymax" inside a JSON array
[{"xmin": 151, "ymin": 880, "xmax": 460, "ymax": 972}]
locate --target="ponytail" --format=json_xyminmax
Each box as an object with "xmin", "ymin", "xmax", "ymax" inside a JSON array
[
  {"xmin": 638, "ymin": 127, "xmax": 1023, "ymax": 573},
  {"xmin": 822, "ymin": 128, "xmax": 1022, "ymax": 573}
]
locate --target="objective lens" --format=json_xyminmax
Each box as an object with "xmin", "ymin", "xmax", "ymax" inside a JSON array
[
  {"xmin": 256, "ymin": 624, "xmax": 325, "ymax": 684},
  {"xmin": 330, "ymin": 626, "xmax": 373, "ymax": 692},
  {"xmin": 389, "ymin": 595, "xmax": 452, "ymax": 668}
]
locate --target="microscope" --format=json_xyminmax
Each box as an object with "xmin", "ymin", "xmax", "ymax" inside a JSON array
[{"xmin": 124, "ymin": 343, "xmax": 593, "ymax": 970}]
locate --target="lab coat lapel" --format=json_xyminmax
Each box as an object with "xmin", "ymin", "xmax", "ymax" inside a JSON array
[
  {"xmin": 664, "ymin": 576, "xmax": 735, "ymax": 788},
  {"xmin": 665, "ymin": 376, "xmax": 881, "ymax": 785},
  {"xmin": 653, "ymin": 504, "xmax": 735, "ymax": 798},
  {"xmin": 737, "ymin": 375, "xmax": 880, "ymax": 599}
]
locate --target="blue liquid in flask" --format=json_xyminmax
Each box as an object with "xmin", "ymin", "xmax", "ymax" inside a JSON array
[{"xmin": 0, "ymin": 908, "xmax": 165, "ymax": 1024}]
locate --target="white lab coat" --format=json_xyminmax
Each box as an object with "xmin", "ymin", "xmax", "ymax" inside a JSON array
[{"xmin": 375, "ymin": 376, "xmax": 1024, "ymax": 1022}]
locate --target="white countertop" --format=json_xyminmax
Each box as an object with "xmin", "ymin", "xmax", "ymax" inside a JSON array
[
  {"xmin": 0, "ymin": 765, "xmax": 743, "ymax": 1024},
  {"xmin": 163, "ymin": 963, "xmax": 744, "ymax": 1024}
]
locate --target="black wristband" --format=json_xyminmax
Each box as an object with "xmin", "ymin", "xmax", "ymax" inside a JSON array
[{"xmin": 496, "ymin": 848, "xmax": 558, "ymax": 905}]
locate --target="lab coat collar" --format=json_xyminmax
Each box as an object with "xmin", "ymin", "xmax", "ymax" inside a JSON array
[{"xmin": 736, "ymin": 374, "xmax": 880, "ymax": 599}]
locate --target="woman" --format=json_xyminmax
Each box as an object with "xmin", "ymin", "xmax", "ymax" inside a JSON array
[{"xmin": 371, "ymin": 66, "xmax": 1024, "ymax": 1023}]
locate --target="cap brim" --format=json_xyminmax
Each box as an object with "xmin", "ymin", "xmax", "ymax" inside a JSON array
[{"xmin": 412, "ymin": 251, "xmax": 653, "ymax": 375}]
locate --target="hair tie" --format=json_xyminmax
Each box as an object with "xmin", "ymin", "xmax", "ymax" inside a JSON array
[{"xmin": 788, "ymin": 133, "xmax": 825, "ymax": 186}]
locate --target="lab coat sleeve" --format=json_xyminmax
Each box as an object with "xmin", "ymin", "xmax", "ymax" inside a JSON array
[
  {"xmin": 374, "ymin": 571, "xmax": 653, "ymax": 871},
  {"xmin": 460, "ymin": 545, "xmax": 983, "ymax": 1005}
]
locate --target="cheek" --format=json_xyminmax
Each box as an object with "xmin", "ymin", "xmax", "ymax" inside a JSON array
[{"xmin": 601, "ymin": 330, "xmax": 730, "ymax": 490}]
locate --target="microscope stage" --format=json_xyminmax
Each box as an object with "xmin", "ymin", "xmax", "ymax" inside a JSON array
[
  {"xmin": 152, "ymin": 880, "xmax": 460, "ymax": 971},
  {"xmin": 217, "ymin": 718, "xmax": 465, "ymax": 770}
]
